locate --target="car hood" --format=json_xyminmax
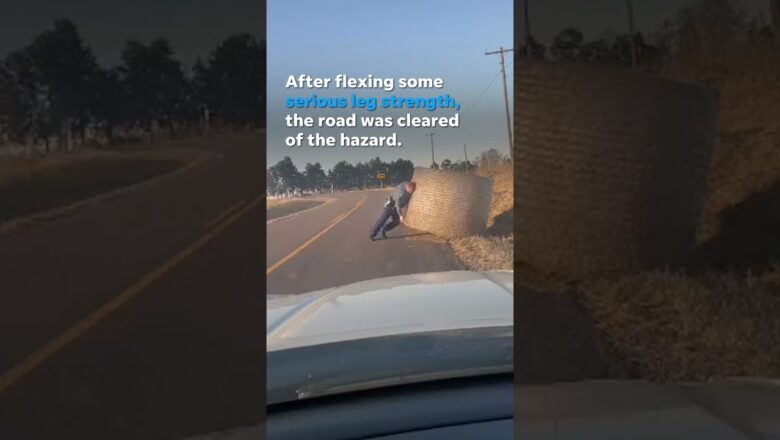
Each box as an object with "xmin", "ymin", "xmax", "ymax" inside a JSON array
[
  {"xmin": 517, "ymin": 379, "xmax": 780, "ymax": 439},
  {"xmin": 182, "ymin": 379, "xmax": 780, "ymax": 439},
  {"xmin": 267, "ymin": 270, "xmax": 513, "ymax": 352}
]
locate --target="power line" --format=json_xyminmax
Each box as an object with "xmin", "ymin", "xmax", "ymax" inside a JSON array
[
  {"xmin": 463, "ymin": 58, "xmax": 514, "ymax": 116},
  {"xmin": 462, "ymin": 68, "xmax": 502, "ymax": 116},
  {"xmin": 485, "ymin": 47, "xmax": 514, "ymax": 161}
]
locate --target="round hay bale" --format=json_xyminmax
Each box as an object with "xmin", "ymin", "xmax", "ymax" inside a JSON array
[
  {"xmin": 404, "ymin": 167, "xmax": 493, "ymax": 238},
  {"xmin": 515, "ymin": 60, "xmax": 716, "ymax": 278}
]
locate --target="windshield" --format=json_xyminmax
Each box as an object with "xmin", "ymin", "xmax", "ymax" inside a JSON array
[
  {"xmin": 266, "ymin": 0, "xmax": 780, "ymax": 415},
  {"xmin": 265, "ymin": 0, "xmax": 516, "ymax": 410},
  {"xmin": 4, "ymin": 1, "xmax": 779, "ymax": 440}
]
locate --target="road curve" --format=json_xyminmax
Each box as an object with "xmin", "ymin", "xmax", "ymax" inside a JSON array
[{"xmin": 267, "ymin": 189, "xmax": 462, "ymax": 295}]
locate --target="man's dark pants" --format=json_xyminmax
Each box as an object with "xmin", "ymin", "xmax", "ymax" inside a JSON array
[{"xmin": 370, "ymin": 206, "xmax": 400, "ymax": 238}]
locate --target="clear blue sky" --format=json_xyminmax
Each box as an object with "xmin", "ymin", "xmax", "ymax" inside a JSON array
[{"xmin": 267, "ymin": 0, "xmax": 514, "ymax": 171}]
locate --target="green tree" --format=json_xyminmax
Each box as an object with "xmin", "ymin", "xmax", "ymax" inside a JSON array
[
  {"xmin": 194, "ymin": 34, "xmax": 264, "ymax": 128},
  {"xmin": 0, "ymin": 60, "xmax": 30, "ymax": 142},
  {"xmin": 191, "ymin": 57, "xmax": 211, "ymax": 134},
  {"xmin": 387, "ymin": 158, "xmax": 414, "ymax": 183},
  {"xmin": 478, "ymin": 149, "xmax": 505, "ymax": 169},
  {"xmin": 329, "ymin": 160, "xmax": 356, "ymax": 190},
  {"xmin": 746, "ymin": 13, "xmax": 775, "ymax": 47},
  {"xmin": 91, "ymin": 67, "xmax": 126, "ymax": 143},
  {"xmin": 34, "ymin": 19, "xmax": 99, "ymax": 144},
  {"xmin": 3, "ymin": 48, "xmax": 54, "ymax": 148},
  {"xmin": 453, "ymin": 159, "xmax": 475, "ymax": 172},
  {"xmin": 665, "ymin": 0, "xmax": 746, "ymax": 53},
  {"xmin": 303, "ymin": 162, "xmax": 327, "ymax": 190},
  {"xmin": 355, "ymin": 161, "xmax": 371, "ymax": 188},
  {"xmin": 13, "ymin": 19, "xmax": 101, "ymax": 148},
  {"xmin": 268, "ymin": 156, "xmax": 301, "ymax": 193},
  {"xmin": 267, "ymin": 169, "xmax": 279, "ymax": 195},
  {"xmin": 519, "ymin": 35, "xmax": 546, "ymax": 59},
  {"xmin": 120, "ymin": 38, "xmax": 187, "ymax": 140},
  {"xmin": 551, "ymin": 28, "xmax": 585, "ymax": 62}
]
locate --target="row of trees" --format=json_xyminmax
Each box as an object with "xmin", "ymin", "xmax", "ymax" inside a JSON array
[
  {"xmin": 267, "ymin": 149, "xmax": 509, "ymax": 194},
  {"xmin": 436, "ymin": 158, "xmax": 476, "ymax": 171},
  {"xmin": 267, "ymin": 157, "xmax": 414, "ymax": 194},
  {"xmin": 519, "ymin": 0, "xmax": 776, "ymax": 68},
  {"xmin": 0, "ymin": 19, "xmax": 265, "ymax": 150}
]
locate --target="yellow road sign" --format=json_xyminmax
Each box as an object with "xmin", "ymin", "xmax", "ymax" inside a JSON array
[{"xmin": 377, "ymin": 173, "xmax": 385, "ymax": 180}]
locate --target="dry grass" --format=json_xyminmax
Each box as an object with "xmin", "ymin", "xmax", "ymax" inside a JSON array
[
  {"xmin": 446, "ymin": 163, "xmax": 514, "ymax": 271},
  {"xmin": 475, "ymin": 162, "xmax": 513, "ymax": 230},
  {"xmin": 266, "ymin": 199, "xmax": 297, "ymax": 209},
  {"xmin": 0, "ymin": 147, "xmax": 209, "ymax": 225},
  {"xmin": 0, "ymin": 147, "xmax": 208, "ymax": 186},
  {"xmin": 660, "ymin": 45, "xmax": 780, "ymax": 243},
  {"xmin": 266, "ymin": 198, "xmax": 325, "ymax": 220},
  {"xmin": 0, "ymin": 150, "xmax": 120, "ymax": 185},
  {"xmin": 449, "ymin": 235, "xmax": 513, "ymax": 271},
  {"xmin": 372, "ymin": 163, "xmax": 511, "ymax": 265},
  {"xmin": 581, "ymin": 265, "xmax": 780, "ymax": 381}
]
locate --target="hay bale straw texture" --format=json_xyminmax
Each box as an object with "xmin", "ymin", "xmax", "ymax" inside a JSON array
[
  {"xmin": 405, "ymin": 167, "xmax": 493, "ymax": 238},
  {"xmin": 515, "ymin": 60, "xmax": 716, "ymax": 278}
]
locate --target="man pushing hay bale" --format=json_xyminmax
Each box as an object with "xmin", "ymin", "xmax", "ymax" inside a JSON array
[{"xmin": 369, "ymin": 181, "xmax": 416, "ymax": 241}]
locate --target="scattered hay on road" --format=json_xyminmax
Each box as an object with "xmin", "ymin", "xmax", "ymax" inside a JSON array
[
  {"xmin": 476, "ymin": 163, "xmax": 513, "ymax": 235},
  {"xmin": 581, "ymin": 266, "xmax": 780, "ymax": 381},
  {"xmin": 449, "ymin": 235, "xmax": 513, "ymax": 272},
  {"xmin": 446, "ymin": 163, "xmax": 513, "ymax": 271}
]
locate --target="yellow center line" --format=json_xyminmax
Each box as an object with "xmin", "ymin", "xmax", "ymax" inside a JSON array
[
  {"xmin": 267, "ymin": 194, "xmax": 367, "ymax": 275},
  {"xmin": 205, "ymin": 200, "xmax": 247, "ymax": 228},
  {"xmin": 0, "ymin": 194, "xmax": 263, "ymax": 395},
  {"xmin": 328, "ymin": 212, "xmax": 347, "ymax": 225}
]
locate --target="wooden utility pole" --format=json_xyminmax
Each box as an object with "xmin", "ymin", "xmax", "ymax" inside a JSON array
[
  {"xmin": 524, "ymin": 0, "xmax": 531, "ymax": 57},
  {"xmin": 626, "ymin": 0, "xmax": 637, "ymax": 68},
  {"xmin": 485, "ymin": 47, "xmax": 514, "ymax": 160},
  {"xmin": 772, "ymin": 0, "xmax": 780, "ymax": 49},
  {"xmin": 426, "ymin": 132, "xmax": 437, "ymax": 167}
]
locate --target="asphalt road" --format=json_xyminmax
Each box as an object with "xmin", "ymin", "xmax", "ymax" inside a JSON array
[
  {"xmin": 0, "ymin": 134, "xmax": 266, "ymax": 440},
  {"xmin": 266, "ymin": 189, "xmax": 462, "ymax": 296}
]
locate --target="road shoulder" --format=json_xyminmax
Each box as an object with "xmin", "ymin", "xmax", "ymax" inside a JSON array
[{"xmin": 0, "ymin": 148, "xmax": 217, "ymax": 236}]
